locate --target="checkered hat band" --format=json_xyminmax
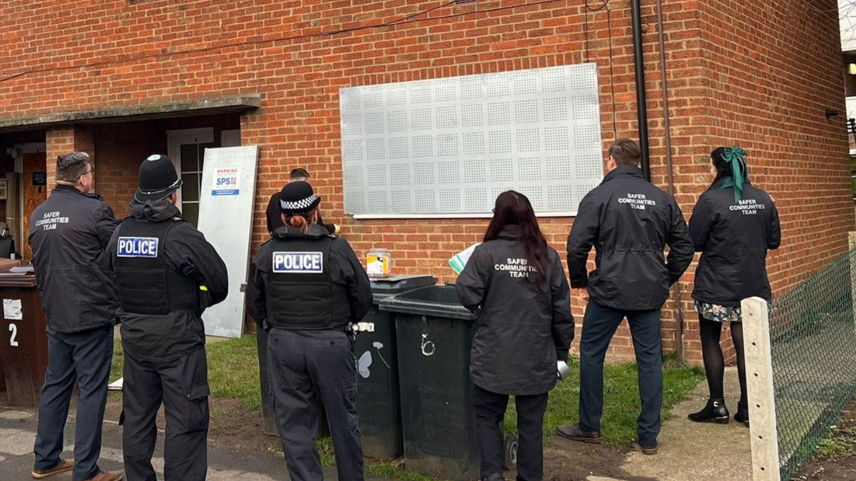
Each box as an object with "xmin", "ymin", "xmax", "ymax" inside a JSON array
[{"xmin": 281, "ymin": 194, "xmax": 317, "ymax": 211}]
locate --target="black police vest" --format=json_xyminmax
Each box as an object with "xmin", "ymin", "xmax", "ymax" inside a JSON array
[
  {"xmin": 265, "ymin": 236, "xmax": 347, "ymax": 331},
  {"xmin": 113, "ymin": 218, "xmax": 199, "ymax": 316}
]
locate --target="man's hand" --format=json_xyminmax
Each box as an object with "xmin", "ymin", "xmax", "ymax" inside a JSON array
[{"xmin": 574, "ymin": 288, "xmax": 590, "ymax": 302}]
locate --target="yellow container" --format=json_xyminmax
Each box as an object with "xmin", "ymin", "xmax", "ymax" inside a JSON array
[{"xmin": 367, "ymin": 248, "xmax": 391, "ymax": 278}]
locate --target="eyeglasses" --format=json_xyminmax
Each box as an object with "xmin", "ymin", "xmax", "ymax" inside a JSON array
[{"xmin": 78, "ymin": 167, "xmax": 94, "ymax": 179}]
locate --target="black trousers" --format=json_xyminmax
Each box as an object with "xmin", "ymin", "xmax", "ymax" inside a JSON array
[
  {"xmin": 473, "ymin": 384, "xmax": 549, "ymax": 481},
  {"xmin": 122, "ymin": 348, "xmax": 210, "ymax": 481},
  {"xmin": 268, "ymin": 329, "xmax": 364, "ymax": 481}
]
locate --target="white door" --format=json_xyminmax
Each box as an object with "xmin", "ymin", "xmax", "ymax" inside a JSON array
[
  {"xmin": 197, "ymin": 146, "xmax": 259, "ymax": 338},
  {"xmin": 167, "ymin": 128, "xmax": 215, "ymax": 227}
]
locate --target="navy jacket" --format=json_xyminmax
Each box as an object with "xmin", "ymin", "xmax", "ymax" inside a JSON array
[
  {"xmin": 29, "ymin": 185, "xmax": 119, "ymax": 333},
  {"xmin": 566, "ymin": 166, "xmax": 694, "ymax": 310},
  {"xmin": 689, "ymin": 180, "xmax": 781, "ymax": 306},
  {"xmin": 456, "ymin": 228, "xmax": 574, "ymax": 395}
]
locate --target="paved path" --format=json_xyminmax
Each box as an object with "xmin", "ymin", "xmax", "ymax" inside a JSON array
[
  {"xmin": 561, "ymin": 367, "xmax": 753, "ymax": 481},
  {"xmin": 0, "ymin": 408, "xmax": 391, "ymax": 481}
]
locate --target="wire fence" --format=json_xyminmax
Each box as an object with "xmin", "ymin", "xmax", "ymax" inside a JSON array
[{"xmin": 766, "ymin": 247, "xmax": 856, "ymax": 479}]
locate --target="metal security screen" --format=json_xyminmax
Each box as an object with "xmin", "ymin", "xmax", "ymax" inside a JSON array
[{"xmin": 339, "ymin": 64, "xmax": 604, "ymax": 217}]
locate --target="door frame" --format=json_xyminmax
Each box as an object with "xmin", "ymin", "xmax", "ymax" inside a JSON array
[
  {"xmin": 166, "ymin": 128, "xmax": 214, "ymax": 209},
  {"xmin": 13, "ymin": 142, "xmax": 46, "ymax": 252}
]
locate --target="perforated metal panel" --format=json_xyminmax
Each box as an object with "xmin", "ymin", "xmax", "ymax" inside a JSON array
[{"xmin": 340, "ymin": 64, "xmax": 603, "ymax": 216}]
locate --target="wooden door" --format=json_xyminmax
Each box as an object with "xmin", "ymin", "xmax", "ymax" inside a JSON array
[{"xmin": 22, "ymin": 153, "xmax": 47, "ymax": 260}]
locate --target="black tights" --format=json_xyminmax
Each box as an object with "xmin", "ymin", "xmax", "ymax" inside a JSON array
[{"xmin": 699, "ymin": 315, "xmax": 747, "ymax": 407}]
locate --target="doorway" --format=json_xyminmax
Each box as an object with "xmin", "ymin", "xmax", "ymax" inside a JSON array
[{"xmin": 14, "ymin": 144, "xmax": 46, "ymax": 260}]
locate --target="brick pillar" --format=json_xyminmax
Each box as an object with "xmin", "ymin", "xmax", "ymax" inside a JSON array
[{"xmin": 45, "ymin": 125, "xmax": 96, "ymax": 190}]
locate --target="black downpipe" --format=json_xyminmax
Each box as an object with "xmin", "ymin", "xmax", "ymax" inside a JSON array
[{"xmin": 631, "ymin": 0, "xmax": 650, "ymax": 180}]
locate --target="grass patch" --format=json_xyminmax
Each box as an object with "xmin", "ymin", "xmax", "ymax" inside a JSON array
[
  {"xmin": 206, "ymin": 335, "xmax": 262, "ymax": 411},
  {"xmin": 316, "ymin": 438, "xmax": 444, "ymax": 481},
  {"xmin": 109, "ymin": 333, "xmax": 262, "ymax": 411},
  {"xmin": 504, "ymin": 354, "xmax": 704, "ymax": 446},
  {"xmin": 815, "ymin": 422, "xmax": 856, "ymax": 460}
]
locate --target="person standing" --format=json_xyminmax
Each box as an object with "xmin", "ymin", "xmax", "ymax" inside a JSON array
[
  {"xmin": 265, "ymin": 168, "xmax": 338, "ymax": 235},
  {"xmin": 106, "ymin": 154, "xmax": 229, "ymax": 481},
  {"xmin": 687, "ymin": 146, "xmax": 780, "ymax": 426},
  {"xmin": 558, "ymin": 139, "xmax": 694, "ymax": 454},
  {"xmin": 456, "ymin": 191, "xmax": 574, "ymax": 481},
  {"xmin": 247, "ymin": 181, "xmax": 372, "ymax": 481},
  {"xmin": 29, "ymin": 152, "xmax": 123, "ymax": 481}
]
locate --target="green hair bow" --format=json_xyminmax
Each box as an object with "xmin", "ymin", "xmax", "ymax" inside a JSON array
[{"xmin": 719, "ymin": 146, "xmax": 747, "ymax": 202}]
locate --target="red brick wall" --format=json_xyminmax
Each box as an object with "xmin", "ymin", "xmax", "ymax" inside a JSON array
[{"xmin": 0, "ymin": 0, "xmax": 851, "ymax": 363}]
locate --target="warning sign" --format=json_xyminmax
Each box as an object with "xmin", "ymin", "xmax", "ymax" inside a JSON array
[{"xmin": 212, "ymin": 167, "xmax": 240, "ymax": 196}]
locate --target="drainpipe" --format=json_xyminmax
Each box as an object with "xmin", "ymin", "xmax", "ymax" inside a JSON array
[
  {"xmin": 656, "ymin": 0, "xmax": 685, "ymax": 360},
  {"xmin": 631, "ymin": 0, "xmax": 650, "ymax": 180}
]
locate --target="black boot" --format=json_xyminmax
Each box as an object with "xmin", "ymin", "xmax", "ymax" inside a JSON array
[
  {"xmin": 734, "ymin": 402, "xmax": 749, "ymax": 427},
  {"xmin": 688, "ymin": 399, "xmax": 730, "ymax": 424}
]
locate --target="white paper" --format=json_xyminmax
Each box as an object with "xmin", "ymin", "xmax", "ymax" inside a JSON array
[
  {"xmin": 450, "ymin": 243, "xmax": 481, "ymax": 274},
  {"xmin": 108, "ymin": 378, "xmax": 124, "ymax": 392},
  {"xmin": 3, "ymin": 299, "xmax": 22, "ymax": 320}
]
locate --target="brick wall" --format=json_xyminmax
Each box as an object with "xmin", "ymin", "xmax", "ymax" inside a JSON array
[{"xmin": 0, "ymin": 0, "xmax": 851, "ymax": 363}]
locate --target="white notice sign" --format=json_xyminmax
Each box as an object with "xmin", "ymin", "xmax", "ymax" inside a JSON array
[
  {"xmin": 212, "ymin": 167, "xmax": 241, "ymax": 196},
  {"xmin": 198, "ymin": 147, "xmax": 259, "ymax": 338},
  {"xmin": 3, "ymin": 299, "xmax": 22, "ymax": 320}
]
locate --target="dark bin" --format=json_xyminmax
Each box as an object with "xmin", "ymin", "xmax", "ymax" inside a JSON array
[
  {"xmin": 379, "ymin": 285, "xmax": 482, "ymax": 481},
  {"xmin": 0, "ymin": 268, "xmax": 48, "ymax": 407},
  {"xmin": 356, "ymin": 275, "xmax": 436, "ymax": 459}
]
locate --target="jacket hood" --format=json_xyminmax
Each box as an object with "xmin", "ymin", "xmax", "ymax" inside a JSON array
[{"xmin": 129, "ymin": 199, "xmax": 183, "ymax": 222}]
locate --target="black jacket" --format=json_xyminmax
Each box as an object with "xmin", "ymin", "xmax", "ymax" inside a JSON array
[
  {"xmin": 690, "ymin": 180, "xmax": 781, "ymax": 306},
  {"xmin": 246, "ymin": 224, "xmax": 372, "ymax": 330},
  {"xmin": 107, "ymin": 201, "xmax": 229, "ymax": 362},
  {"xmin": 456, "ymin": 228, "xmax": 574, "ymax": 396},
  {"xmin": 28, "ymin": 185, "xmax": 119, "ymax": 333},
  {"xmin": 266, "ymin": 192, "xmax": 335, "ymax": 235},
  {"xmin": 566, "ymin": 166, "xmax": 694, "ymax": 311}
]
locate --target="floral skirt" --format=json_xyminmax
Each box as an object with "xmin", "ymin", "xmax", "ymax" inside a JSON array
[{"xmin": 694, "ymin": 300, "xmax": 742, "ymax": 323}]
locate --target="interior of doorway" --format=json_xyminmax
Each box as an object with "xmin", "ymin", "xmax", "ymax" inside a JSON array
[
  {"xmin": 12, "ymin": 143, "xmax": 46, "ymax": 260},
  {"xmin": 167, "ymin": 128, "xmax": 240, "ymax": 227}
]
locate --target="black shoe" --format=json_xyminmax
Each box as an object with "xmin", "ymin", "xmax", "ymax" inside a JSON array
[
  {"xmin": 688, "ymin": 399, "xmax": 730, "ymax": 424},
  {"xmin": 556, "ymin": 424, "xmax": 603, "ymax": 444},
  {"xmin": 734, "ymin": 403, "xmax": 750, "ymax": 427}
]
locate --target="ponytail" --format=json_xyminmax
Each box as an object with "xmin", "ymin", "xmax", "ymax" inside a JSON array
[{"xmin": 285, "ymin": 208, "xmax": 317, "ymax": 234}]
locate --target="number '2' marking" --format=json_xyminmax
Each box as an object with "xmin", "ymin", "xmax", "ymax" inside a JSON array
[{"xmin": 9, "ymin": 324, "xmax": 18, "ymax": 347}]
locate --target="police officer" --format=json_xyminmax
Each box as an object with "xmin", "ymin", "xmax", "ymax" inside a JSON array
[
  {"xmin": 558, "ymin": 139, "xmax": 694, "ymax": 454},
  {"xmin": 106, "ymin": 155, "xmax": 228, "ymax": 481},
  {"xmin": 29, "ymin": 152, "xmax": 123, "ymax": 481},
  {"xmin": 265, "ymin": 168, "xmax": 339, "ymax": 235},
  {"xmin": 247, "ymin": 181, "xmax": 372, "ymax": 481}
]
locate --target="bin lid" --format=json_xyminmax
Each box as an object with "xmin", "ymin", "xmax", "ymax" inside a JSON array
[
  {"xmin": 0, "ymin": 264, "xmax": 37, "ymax": 287},
  {"xmin": 371, "ymin": 275, "xmax": 437, "ymax": 298},
  {"xmin": 378, "ymin": 285, "xmax": 477, "ymax": 321}
]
